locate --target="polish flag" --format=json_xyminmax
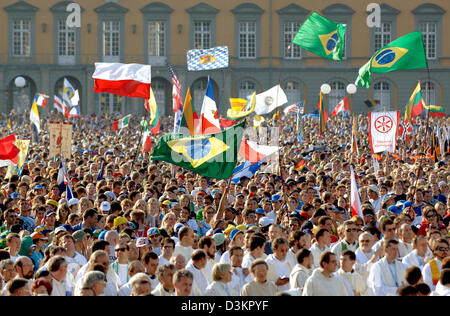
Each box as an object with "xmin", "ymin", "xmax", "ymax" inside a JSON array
[
  {"xmin": 239, "ymin": 139, "xmax": 279, "ymax": 163},
  {"xmin": 93, "ymin": 63, "xmax": 151, "ymax": 99},
  {"xmin": 350, "ymin": 165, "xmax": 363, "ymax": 218},
  {"xmin": 331, "ymin": 97, "xmax": 349, "ymax": 117},
  {"xmin": 198, "ymin": 78, "xmax": 221, "ymax": 134},
  {"xmin": 0, "ymin": 134, "xmax": 20, "ymax": 167}
]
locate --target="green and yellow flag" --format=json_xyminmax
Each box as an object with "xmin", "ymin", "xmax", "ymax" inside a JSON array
[
  {"xmin": 180, "ymin": 88, "xmax": 197, "ymax": 136},
  {"xmin": 292, "ymin": 12, "xmax": 346, "ymax": 61},
  {"xmin": 405, "ymin": 81, "xmax": 425, "ymax": 123},
  {"xmin": 227, "ymin": 92, "xmax": 256, "ymax": 120},
  {"xmin": 151, "ymin": 121, "xmax": 245, "ymax": 179},
  {"xmin": 356, "ymin": 32, "xmax": 428, "ymax": 88}
]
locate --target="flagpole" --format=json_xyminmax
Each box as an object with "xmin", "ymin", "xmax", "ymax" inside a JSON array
[{"xmin": 403, "ymin": 65, "xmax": 433, "ymax": 216}]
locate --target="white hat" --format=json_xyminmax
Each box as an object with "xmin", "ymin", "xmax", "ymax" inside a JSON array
[
  {"xmin": 100, "ymin": 201, "xmax": 111, "ymax": 212},
  {"xmin": 68, "ymin": 198, "xmax": 79, "ymax": 207},
  {"xmin": 368, "ymin": 185, "xmax": 379, "ymax": 194},
  {"xmin": 259, "ymin": 217, "xmax": 274, "ymax": 228},
  {"xmin": 54, "ymin": 226, "xmax": 67, "ymax": 235}
]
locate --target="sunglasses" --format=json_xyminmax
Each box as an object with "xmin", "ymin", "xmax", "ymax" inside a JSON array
[
  {"xmin": 346, "ymin": 228, "xmax": 358, "ymax": 232},
  {"xmin": 149, "ymin": 234, "xmax": 159, "ymax": 238},
  {"xmin": 437, "ymin": 247, "xmax": 449, "ymax": 252},
  {"xmin": 115, "ymin": 248, "xmax": 127, "ymax": 252}
]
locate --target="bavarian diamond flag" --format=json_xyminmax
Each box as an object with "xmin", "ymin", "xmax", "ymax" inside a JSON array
[
  {"xmin": 292, "ymin": 12, "xmax": 346, "ymax": 61},
  {"xmin": 151, "ymin": 121, "xmax": 245, "ymax": 179},
  {"xmin": 356, "ymin": 31, "xmax": 428, "ymax": 88},
  {"xmin": 187, "ymin": 46, "xmax": 229, "ymax": 71}
]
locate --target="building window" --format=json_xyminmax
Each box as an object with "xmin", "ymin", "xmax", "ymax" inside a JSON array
[
  {"xmin": 284, "ymin": 22, "xmax": 301, "ymax": 58},
  {"xmin": 152, "ymin": 79, "xmax": 168, "ymax": 115},
  {"xmin": 103, "ymin": 21, "xmax": 120, "ymax": 57},
  {"xmin": 284, "ymin": 81, "xmax": 302, "ymax": 104},
  {"xmin": 373, "ymin": 82, "xmax": 391, "ymax": 110},
  {"xmin": 419, "ymin": 22, "xmax": 436, "ymax": 60},
  {"xmin": 193, "ymin": 79, "xmax": 208, "ymax": 111},
  {"xmin": 194, "ymin": 21, "xmax": 211, "ymax": 49},
  {"xmin": 374, "ymin": 22, "xmax": 391, "ymax": 52},
  {"xmin": 239, "ymin": 22, "xmax": 256, "ymax": 58},
  {"xmin": 422, "ymin": 81, "xmax": 436, "ymax": 105},
  {"xmin": 13, "ymin": 19, "xmax": 31, "ymax": 56},
  {"xmin": 239, "ymin": 81, "xmax": 256, "ymax": 99},
  {"xmin": 148, "ymin": 21, "xmax": 165, "ymax": 56},
  {"xmin": 329, "ymin": 81, "xmax": 346, "ymax": 109},
  {"xmin": 100, "ymin": 93, "xmax": 122, "ymax": 114},
  {"xmin": 58, "ymin": 20, "xmax": 75, "ymax": 57}
]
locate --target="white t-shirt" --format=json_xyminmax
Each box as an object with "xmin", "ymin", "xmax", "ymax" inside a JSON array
[{"xmin": 117, "ymin": 263, "xmax": 128, "ymax": 286}]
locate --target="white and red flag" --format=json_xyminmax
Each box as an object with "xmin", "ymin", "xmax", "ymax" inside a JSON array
[
  {"xmin": 331, "ymin": 96, "xmax": 349, "ymax": 117},
  {"xmin": 350, "ymin": 165, "xmax": 363, "ymax": 219},
  {"xmin": 239, "ymin": 139, "xmax": 279, "ymax": 163},
  {"xmin": 93, "ymin": 63, "xmax": 151, "ymax": 98}
]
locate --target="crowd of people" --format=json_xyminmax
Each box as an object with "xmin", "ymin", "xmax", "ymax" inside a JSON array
[{"xmin": 0, "ymin": 107, "xmax": 449, "ymax": 296}]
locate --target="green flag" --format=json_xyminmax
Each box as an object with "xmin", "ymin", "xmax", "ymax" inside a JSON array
[
  {"xmin": 356, "ymin": 31, "xmax": 428, "ymax": 88},
  {"xmin": 292, "ymin": 12, "xmax": 346, "ymax": 61},
  {"xmin": 151, "ymin": 121, "xmax": 245, "ymax": 179}
]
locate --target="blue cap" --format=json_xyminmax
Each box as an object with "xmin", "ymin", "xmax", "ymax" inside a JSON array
[
  {"xmin": 211, "ymin": 190, "xmax": 220, "ymax": 196},
  {"xmin": 10, "ymin": 192, "xmax": 20, "ymax": 198},
  {"xmin": 402, "ymin": 201, "xmax": 413, "ymax": 211},
  {"xmin": 229, "ymin": 229, "xmax": 242, "ymax": 242},
  {"xmin": 98, "ymin": 230, "xmax": 108, "ymax": 240},
  {"xmin": 148, "ymin": 227, "xmax": 159, "ymax": 235},
  {"xmin": 34, "ymin": 184, "xmax": 44, "ymax": 190},
  {"xmin": 387, "ymin": 205, "xmax": 402, "ymax": 214},
  {"xmin": 213, "ymin": 228, "xmax": 223, "ymax": 235},
  {"xmin": 174, "ymin": 223, "xmax": 185, "ymax": 237},
  {"xmin": 270, "ymin": 194, "xmax": 282, "ymax": 202},
  {"xmin": 255, "ymin": 208, "xmax": 265, "ymax": 214}
]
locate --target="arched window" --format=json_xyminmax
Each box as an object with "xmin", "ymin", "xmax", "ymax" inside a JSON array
[
  {"xmin": 54, "ymin": 76, "xmax": 82, "ymax": 111},
  {"xmin": 284, "ymin": 81, "xmax": 302, "ymax": 105},
  {"xmin": 328, "ymin": 81, "xmax": 346, "ymax": 111},
  {"xmin": 151, "ymin": 78, "xmax": 170, "ymax": 116},
  {"xmin": 422, "ymin": 81, "xmax": 436, "ymax": 106},
  {"xmin": 191, "ymin": 78, "xmax": 218, "ymax": 113},
  {"xmin": 373, "ymin": 81, "xmax": 391, "ymax": 110},
  {"xmin": 238, "ymin": 80, "xmax": 256, "ymax": 99},
  {"xmin": 8, "ymin": 76, "xmax": 36, "ymax": 114},
  {"xmin": 100, "ymin": 93, "xmax": 123, "ymax": 114}
]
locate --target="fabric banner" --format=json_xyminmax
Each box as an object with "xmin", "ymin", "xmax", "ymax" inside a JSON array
[
  {"xmin": 6, "ymin": 139, "xmax": 30, "ymax": 179},
  {"xmin": 369, "ymin": 111, "xmax": 399, "ymax": 153},
  {"xmin": 49, "ymin": 121, "xmax": 73, "ymax": 159},
  {"xmin": 187, "ymin": 46, "xmax": 229, "ymax": 71}
]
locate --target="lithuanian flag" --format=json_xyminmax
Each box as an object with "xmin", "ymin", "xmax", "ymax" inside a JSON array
[
  {"xmin": 180, "ymin": 88, "xmax": 198, "ymax": 136},
  {"xmin": 405, "ymin": 81, "xmax": 424, "ymax": 123},
  {"xmin": 423, "ymin": 104, "xmax": 446, "ymax": 118}
]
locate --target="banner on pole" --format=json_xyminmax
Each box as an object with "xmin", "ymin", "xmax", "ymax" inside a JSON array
[
  {"xmin": 368, "ymin": 111, "xmax": 399, "ymax": 153},
  {"xmin": 49, "ymin": 121, "xmax": 73, "ymax": 159}
]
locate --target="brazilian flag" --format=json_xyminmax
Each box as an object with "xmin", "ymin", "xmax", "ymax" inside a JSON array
[
  {"xmin": 292, "ymin": 12, "xmax": 346, "ymax": 61},
  {"xmin": 356, "ymin": 31, "xmax": 428, "ymax": 88},
  {"xmin": 151, "ymin": 121, "xmax": 245, "ymax": 179}
]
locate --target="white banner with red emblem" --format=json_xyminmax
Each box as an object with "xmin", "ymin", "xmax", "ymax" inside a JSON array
[{"xmin": 369, "ymin": 111, "xmax": 399, "ymax": 153}]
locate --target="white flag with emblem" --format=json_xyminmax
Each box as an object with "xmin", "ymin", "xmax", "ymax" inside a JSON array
[
  {"xmin": 368, "ymin": 111, "xmax": 399, "ymax": 153},
  {"xmin": 254, "ymin": 85, "xmax": 288, "ymax": 115}
]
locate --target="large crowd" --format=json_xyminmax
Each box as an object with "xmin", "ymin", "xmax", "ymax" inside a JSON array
[{"xmin": 0, "ymin": 107, "xmax": 449, "ymax": 296}]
